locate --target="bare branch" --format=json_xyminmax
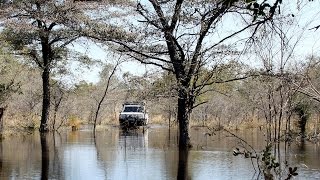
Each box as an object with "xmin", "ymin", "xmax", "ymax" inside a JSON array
[{"xmin": 127, "ymin": 54, "xmax": 174, "ymax": 72}]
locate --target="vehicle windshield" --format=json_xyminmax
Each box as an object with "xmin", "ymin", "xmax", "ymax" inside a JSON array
[{"xmin": 123, "ymin": 106, "xmax": 143, "ymax": 112}]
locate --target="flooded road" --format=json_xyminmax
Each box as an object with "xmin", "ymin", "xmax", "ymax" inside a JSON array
[{"xmin": 0, "ymin": 125, "xmax": 319, "ymax": 179}]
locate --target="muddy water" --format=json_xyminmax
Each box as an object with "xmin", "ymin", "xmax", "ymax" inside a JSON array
[{"xmin": 0, "ymin": 125, "xmax": 319, "ymax": 180}]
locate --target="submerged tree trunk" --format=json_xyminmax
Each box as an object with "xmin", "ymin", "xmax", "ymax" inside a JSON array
[{"xmin": 40, "ymin": 68, "xmax": 50, "ymax": 132}]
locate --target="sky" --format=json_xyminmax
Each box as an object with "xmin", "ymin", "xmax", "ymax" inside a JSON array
[
  {"xmin": 64, "ymin": 0, "xmax": 320, "ymax": 85},
  {"xmin": 64, "ymin": 40, "xmax": 151, "ymax": 85}
]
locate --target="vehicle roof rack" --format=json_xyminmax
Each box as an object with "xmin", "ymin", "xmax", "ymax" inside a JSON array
[{"xmin": 122, "ymin": 101, "xmax": 145, "ymax": 106}]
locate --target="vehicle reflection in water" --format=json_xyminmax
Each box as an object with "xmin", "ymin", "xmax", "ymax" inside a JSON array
[
  {"xmin": 119, "ymin": 127, "xmax": 149, "ymax": 151},
  {"xmin": 107, "ymin": 127, "xmax": 176, "ymax": 180},
  {"xmin": 93, "ymin": 126, "xmax": 186, "ymax": 180},
  {"xmin": 0, "ymin": 126, "xmax": 320, "ymax": 179}
]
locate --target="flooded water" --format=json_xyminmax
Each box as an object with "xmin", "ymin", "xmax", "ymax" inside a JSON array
[{"xmin": 0, "ymin": 125, "xmax": 320, "ymax": 180}]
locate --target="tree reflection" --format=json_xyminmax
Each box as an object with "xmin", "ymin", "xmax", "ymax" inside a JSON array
[
  {"xmin": 298, "ymin": 140, "xmax": 306, "ymax": 152},
  {"xmin": 52, "ymin": 132, "xmax": 64, "ymax": 179},
  {"xmin": 0, "ymin": 138, "xmax": 2, "ymax": 178},
  {"xmin": 177, "ymin": 149, "xmax": 190, "ymax": 180},
  {"xmin": 40, "ymin": 132, "xmax": 49, "ymax": 180}
]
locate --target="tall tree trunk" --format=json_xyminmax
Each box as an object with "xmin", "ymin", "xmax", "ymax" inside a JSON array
[
  {"xmin": 40, "ymin": 68, "xmax": 50, "ymax": 132},
  {"xmin": 177, "ymin": 88, "xmax": 191, "ymax": 149}
]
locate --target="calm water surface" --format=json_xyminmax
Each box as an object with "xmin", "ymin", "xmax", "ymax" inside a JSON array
[{"xmin": 0, "ymin": 125, "xmax": 319, "ymax": 180}]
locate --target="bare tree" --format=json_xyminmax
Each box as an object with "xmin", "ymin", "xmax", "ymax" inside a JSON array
[
  {"xmin": 93, "ymin": 57, "xmax": 122, "ymax": 133},
  {"xmin": 97, "ymin": 0, "xmax": 283, "ymax": 149},
  {"xmin": 250, "ymin": 10, "xmax": 314, "ymax": 142}
]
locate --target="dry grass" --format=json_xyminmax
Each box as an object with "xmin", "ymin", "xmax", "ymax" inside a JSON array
[
  {"xmin": 234, "ymin": 119, "xmax": 264, "ymax": 130},
  {"xmin": 1, "ymin": 111, "xmax": 319, "ymax": 138},
  {"xmin": 189, "ymin": 117, "xmax": 265, "ymax": 131},
  {"xmin": 0, "ymin": 129, "xmax": 16, "ymax": 139},
  {"xmin": 149, "ymin": 114, "xmax": 168, "ymax": 125},
  {"xmin": 191, "ymin": 120, "xmax": 226, "ymax": 132},
  {"xmin": 100, "ymin": 116, "xmax": 118, "ymax": 125},
  {"xmin": 306, "ymin": 117, "xmax": 320, "ymax": 134},
  {"xmin": 67, "ymin": 115, "xmax": 82, "ymax": 130},
  {"xmin": 3, "ymin": 114, "xmax": 40, "ymax": 130}
]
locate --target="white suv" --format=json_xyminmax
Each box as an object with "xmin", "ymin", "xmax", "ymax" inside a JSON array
[{"xmin": 119, "ymin": 102, "xmax": 148, "ymax": 127}]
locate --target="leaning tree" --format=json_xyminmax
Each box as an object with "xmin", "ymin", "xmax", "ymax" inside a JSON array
[{"xmin": 97, "ymin": 0, "xmax": 283, "ymax": 149}]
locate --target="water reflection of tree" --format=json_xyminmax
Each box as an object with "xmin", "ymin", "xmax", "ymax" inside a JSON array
[
  {"xmin": 94, "ymin": 128, "xmax": 120, "ymax": 179},
  {"xmin": 52, "ymin": 132, "xmax": 64, "ymax": 180},
  {"xmin": 93, "ymin": 131, "xmax": 108, "ymax": 180},
  {"xmin": 177, "ymin": 149, "xmax": 190, "ymax": 180},
  {"xmin": 92, "ymin": 128, "xmax": 149, "ymax": 178},
  {"xmin": 40, "ymin": 132, "xmax": 64, "ymax": 180},
  {"xmin": 40, "ymin": 132, "xmax": 49, "ymax": 180},
  {"xmin": 0, "ymin": 138, "xmax": 2, "ymax": 178}
]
